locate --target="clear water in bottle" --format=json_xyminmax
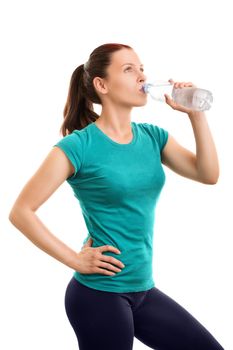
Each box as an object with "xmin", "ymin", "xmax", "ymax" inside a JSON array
[
  {"xmin": 172, "ymin": 86, "xmax": 213, "ymax": 111},
  {"xmin": 142, "ymin": 81, "xmax": 213, "ymax": 112}
]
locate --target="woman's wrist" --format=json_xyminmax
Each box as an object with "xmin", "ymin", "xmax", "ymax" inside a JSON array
[
  {"xmin": 64, "ymin": 250, "xmax": 81, "ymax": 271},
  {"xmin": 187, "ymin": 111, "xmax": 206, "ymax": 120}
]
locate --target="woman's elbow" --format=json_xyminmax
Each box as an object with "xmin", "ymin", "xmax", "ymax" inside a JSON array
[
  {"xmin": 8, "ymin": 204, "xmax": 29, "ymax": 226},
  {"xmin": 8, "ymin": 206, "xmax": 20, "ymax": 225},
  {"xmin": 201, "ymin": 173, "xmax": 219, "ymax": 185}
]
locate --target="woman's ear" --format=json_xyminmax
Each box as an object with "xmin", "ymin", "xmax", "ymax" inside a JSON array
[{"xmin": 93, "ymin": 77, "xmax": 108, "ymax": 95}]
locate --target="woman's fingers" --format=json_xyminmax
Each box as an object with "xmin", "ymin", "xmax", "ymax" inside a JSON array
[
  {"xmin": 164, "ymin": 94, "xmax": 176, "ymax": 108},
  {"xmin": 164, "ymin": 91, "xmax": 193, "ymax": 113},
  {"xmin": 169, "ymin": 79, "xmax": 195, "ymax": 89},
  {"xmin": 166, "ymin": 79, "xmax": 197, "ymax": 113}
]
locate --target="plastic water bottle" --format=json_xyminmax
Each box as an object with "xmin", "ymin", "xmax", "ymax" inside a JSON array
[{"xmin": 142, "ymin": 80, "xmax": 213, "ymax": 111}]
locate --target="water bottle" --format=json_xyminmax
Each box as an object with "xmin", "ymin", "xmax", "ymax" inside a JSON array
[{"xmin": 142, "ymin": 80, "xmax": 213, "ymax": 111}]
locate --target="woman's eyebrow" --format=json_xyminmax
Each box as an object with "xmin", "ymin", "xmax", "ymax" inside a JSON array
[{"xmin": 121, "ymin": 63, "xmax": 144, "ymax": 67}]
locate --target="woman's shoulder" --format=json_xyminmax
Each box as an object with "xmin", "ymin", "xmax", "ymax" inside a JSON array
[
  {"xmin": 134, "ymin": 121, "xmax": 166, "ymax": 133},
  {"xmin": 134, "ymin": 121, "xmax": 169, "ymax": 151}
]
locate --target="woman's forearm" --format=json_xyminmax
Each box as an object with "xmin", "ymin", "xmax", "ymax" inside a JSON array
[
  {"xmin": 9, "ymin": 208, "xmax": 80, "ymax": 271},
  {"xmin": 188, "ymin": 111, "xmax": 220, "ymax": 183}
]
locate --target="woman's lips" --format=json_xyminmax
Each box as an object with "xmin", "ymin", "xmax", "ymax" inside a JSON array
[
  {"xmin": 139, "ymin": 85, "xmax": 146, "ymax": 93},
  {"xmin": 139, "ymin": 84, "xmax": 146, "ymax": 92}
]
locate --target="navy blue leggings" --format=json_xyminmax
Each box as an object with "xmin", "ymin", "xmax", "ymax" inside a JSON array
[{"xmin": 64, "ymin": 277, "xmax": 224, "ymax": 350}]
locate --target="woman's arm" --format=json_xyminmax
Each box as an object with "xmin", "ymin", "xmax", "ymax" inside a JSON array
[
  {"xmin": 8, "ymin": 146, "xmax": 81, "ymax": 270},
  {"xmin": 161, "ymin": 80, "xmax": 219, "ymax": 184},
  {"xmin": 161, "ymin": 111, "xmax": 219, "ymax": 184}
]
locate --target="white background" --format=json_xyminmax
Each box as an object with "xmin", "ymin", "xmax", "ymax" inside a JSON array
[{"xmin": 1, "ymin": 0, "xmax": 232, "ymax": 349}]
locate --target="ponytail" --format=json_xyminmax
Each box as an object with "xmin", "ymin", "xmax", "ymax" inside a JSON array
[{"xmin": 60, "ymin": 64, "xmax": 99, "ymax": 136}]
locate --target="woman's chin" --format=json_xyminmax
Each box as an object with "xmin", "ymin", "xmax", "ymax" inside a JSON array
[{"xmin": 134, "ymin": 100, "xmax": 148, "ymax": 107}]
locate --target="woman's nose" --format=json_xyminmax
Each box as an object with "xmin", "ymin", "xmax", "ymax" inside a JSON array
[{"xmin": 139, "ymin": 72, "xmax": 147, "ymax": 82}]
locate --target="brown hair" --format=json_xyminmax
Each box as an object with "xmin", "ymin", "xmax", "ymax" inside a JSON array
[{"xmin": 60, "ymin": 43, "xmax": 132, "ymax": 136}]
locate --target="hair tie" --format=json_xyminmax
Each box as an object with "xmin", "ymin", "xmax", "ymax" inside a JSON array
[{"xmin": 83, "ymin": 62, "xmax": 89, "ymax": 71}]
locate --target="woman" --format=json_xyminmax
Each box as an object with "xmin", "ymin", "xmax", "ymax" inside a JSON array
[{"xmin": 9, "ymin": 43, "xmax": 224, "ymax": 350}]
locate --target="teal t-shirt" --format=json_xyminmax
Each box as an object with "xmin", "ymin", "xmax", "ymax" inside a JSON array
[{"xmin": 53, "ymin": 121, "xmax": 169, "ymax": 293}]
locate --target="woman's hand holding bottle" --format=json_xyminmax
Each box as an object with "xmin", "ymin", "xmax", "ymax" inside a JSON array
[{"xmin": 164, "ymin": 79, "xmax": 198, "ymax": 114}]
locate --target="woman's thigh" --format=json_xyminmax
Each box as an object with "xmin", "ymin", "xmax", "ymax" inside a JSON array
[
  {"xmin": 64, "ymin": 277, "xmax": 134, "ymax": 350},
  {"xmin": 133, "ymin": 286, "xmax": 224, "ymax": 350}
]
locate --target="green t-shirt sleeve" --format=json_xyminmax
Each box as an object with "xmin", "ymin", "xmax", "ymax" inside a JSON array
[
  {"xmin": 142, "ymin": 123, "xmax": 169, "ymax": 153},
  {"xmin": 154, "ymin": 124, "xmax": 169, "ymax": 152},
  {"xmin": 52, "ymin": 132, "xmax": 83, "ymax": 180}
]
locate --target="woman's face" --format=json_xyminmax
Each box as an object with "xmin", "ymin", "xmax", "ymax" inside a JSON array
[{"xmin": 96, "ymin": 48, "xmax": 148, "ymax": 107}]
